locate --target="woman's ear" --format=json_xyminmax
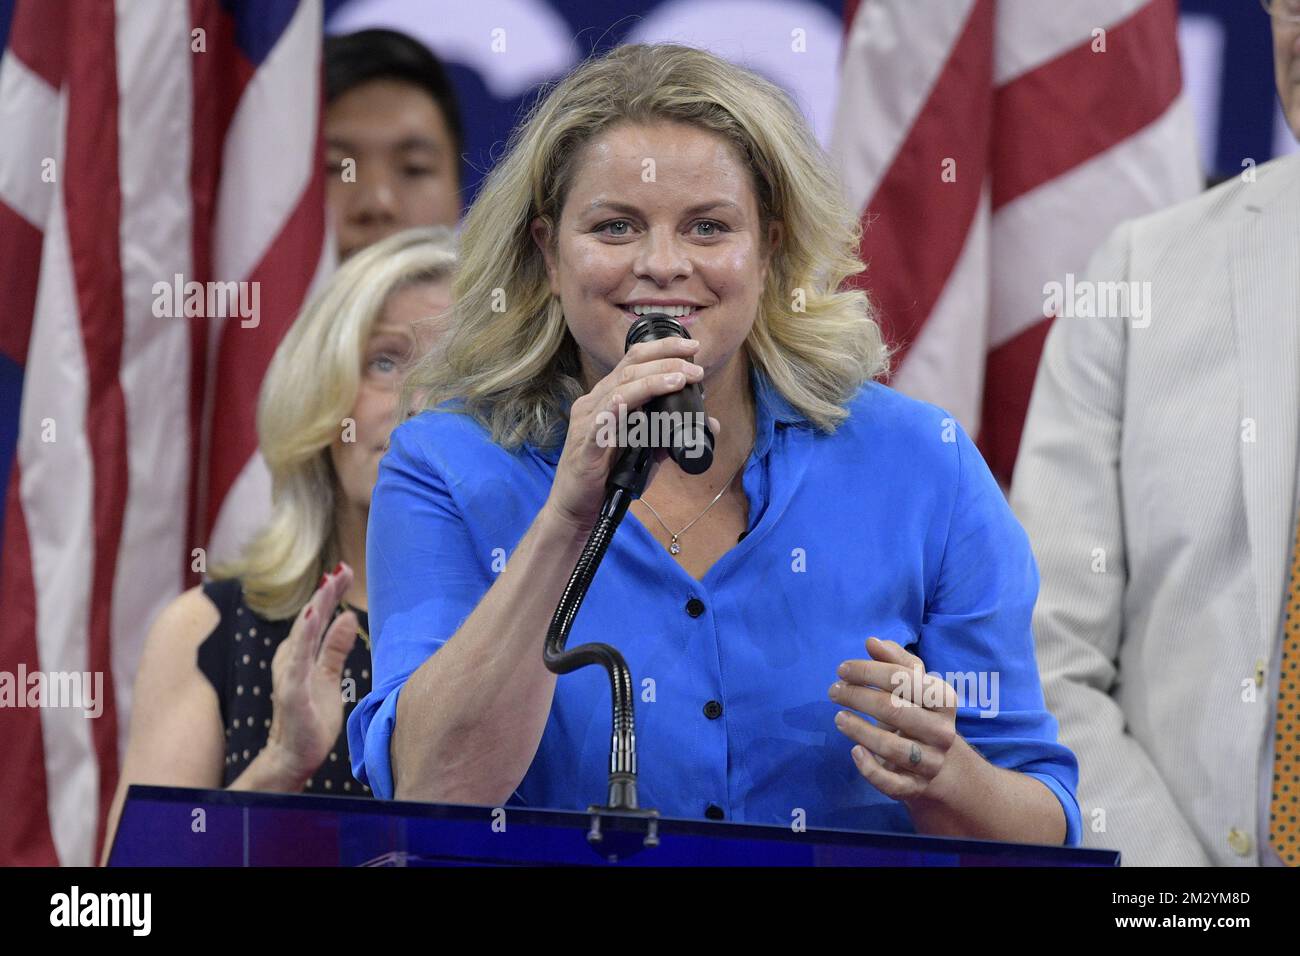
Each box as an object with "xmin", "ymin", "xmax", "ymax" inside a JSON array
[
  {"xmin": 759, "ymin": 219, "xmax": 784, "ymax": 285},
  {"xmin": 530, "ymin": 216, "xmax": 560, "ymax": 295},
  {"xmin": 766, "ymin": 219, "xmax": 784, "ymax": 257}
]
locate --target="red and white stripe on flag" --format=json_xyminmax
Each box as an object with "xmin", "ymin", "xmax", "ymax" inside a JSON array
[
  {"xmin": 0, "ymin": 0, "xmax": 331, "ymax": 866},
  {"xmin": 833, "ymin": 0, "xmax": 1200, "ymax": 485}
]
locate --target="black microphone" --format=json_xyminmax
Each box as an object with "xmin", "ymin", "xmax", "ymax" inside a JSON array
[
  {"xmin": 605, "ymin": 314, "xmax": 714, "ymax": 496},
  {"xmin": 625, "ymin": 314, "xmax": 714, "ymax": 474}
]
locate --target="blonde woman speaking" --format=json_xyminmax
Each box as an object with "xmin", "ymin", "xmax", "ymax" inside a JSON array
[{"xmin": 353, "ymin": 46, "xmax": 1080, "ymax": 845}]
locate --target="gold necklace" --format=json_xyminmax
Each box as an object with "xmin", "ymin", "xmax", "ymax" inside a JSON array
[{"xmin": 637, "ymin": 447, "xmax": 752, "ymax": 556}]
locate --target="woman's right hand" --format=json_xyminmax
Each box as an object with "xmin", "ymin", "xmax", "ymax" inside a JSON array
[
  {"xmin": 262, "ymin": 563, "xmax": 360, "ymax": 788},
  {"xmin": 545, "ymin": 336, "xmax": 718, "ymax": 532}
]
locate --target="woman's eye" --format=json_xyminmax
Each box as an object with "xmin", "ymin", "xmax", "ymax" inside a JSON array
[
  {"xmin": 403, "ymin": 165, "xmax": 434, "ymax": 178},
  {"xmin": 596, "ymin": 219, "xmax": 726, "ymax": 238},
  {"xmin": 368, "ymin": 355, "xmax": 398, "ymax": 374}
]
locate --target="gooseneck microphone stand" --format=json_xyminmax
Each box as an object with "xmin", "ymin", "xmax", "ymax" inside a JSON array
[
  {"xmin": 541, "ymin": 315, "xmax": 713, "ymax": 859},
  {"xmin": 541, "ymin": 448, "xmax": 657, "ymax": 855}
]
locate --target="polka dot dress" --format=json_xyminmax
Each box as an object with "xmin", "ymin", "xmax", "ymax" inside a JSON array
[
  {"xmin": 1271, "ymin": 530, "xmax": 1300, "ymax": 865},
  {"xmin": 198, "ymin": 578, "xmax": 373, "ymax": 797}
]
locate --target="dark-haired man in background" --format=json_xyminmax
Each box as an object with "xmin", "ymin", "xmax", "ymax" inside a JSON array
[{"xmin": 325, "ymin": 29, "xmax": 464, "ymax": 259}]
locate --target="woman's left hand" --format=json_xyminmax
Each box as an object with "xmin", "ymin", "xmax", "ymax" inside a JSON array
[{"xmin": 829, "ymin": 636, "xmax": 969, "ymax": 809}]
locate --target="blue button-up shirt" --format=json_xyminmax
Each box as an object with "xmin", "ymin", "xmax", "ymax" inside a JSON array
[{"xmin": 349, "ymin": 370, "xmax": 1082, "ymax": 844}]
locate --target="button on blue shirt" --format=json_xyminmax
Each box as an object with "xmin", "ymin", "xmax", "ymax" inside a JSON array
[{"xmin": 349, "ymin": 371, "xmax": 1082, "ymax": 844}]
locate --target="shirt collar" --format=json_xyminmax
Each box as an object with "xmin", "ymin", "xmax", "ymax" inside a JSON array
[{"xmin": 528, "ymin": 363, "xmax": 807, "ymax": 466}]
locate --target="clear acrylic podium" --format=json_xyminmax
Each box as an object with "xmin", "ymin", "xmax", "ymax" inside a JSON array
[{"xmin": 107, "ymin": 785, "xmax": 1119, "ymax": 866}]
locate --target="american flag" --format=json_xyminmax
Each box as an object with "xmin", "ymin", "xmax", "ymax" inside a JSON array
[
  {"xmin": 833, "ymin": 0, "xmax": 1200, "ymax": 485},
  {"xmin": 0, "ymin": 0, "xmax": 330, "ymax": 865}
]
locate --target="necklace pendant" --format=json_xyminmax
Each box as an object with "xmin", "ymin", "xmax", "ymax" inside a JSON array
[{"xmin": 669, "ymin": 537, "xmax": 681, "ymax": 555}]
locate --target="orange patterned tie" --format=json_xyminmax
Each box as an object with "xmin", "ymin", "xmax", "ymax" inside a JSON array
[{"xmin": 1271, "ymin": 522, "xmax": 1300, "ymax": 865}]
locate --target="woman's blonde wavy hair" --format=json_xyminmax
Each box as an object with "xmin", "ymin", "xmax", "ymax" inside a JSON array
[
  {"xmin": 212, "ymin": 226, "xmax": 458, "ymax": 620},
  {"xmin": 401, "ymin": 42, "xmax": 888, "ymax": 448}
]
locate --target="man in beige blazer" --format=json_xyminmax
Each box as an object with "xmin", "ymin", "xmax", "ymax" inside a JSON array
[{"xmin": 1010, "ymin": 3, "xmax": 1300, "ymax": 866}]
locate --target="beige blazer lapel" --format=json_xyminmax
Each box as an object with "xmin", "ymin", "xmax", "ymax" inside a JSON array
[{"xmin": 1229, "ymin": 161, "xmax": 1300, "ymax": 650}]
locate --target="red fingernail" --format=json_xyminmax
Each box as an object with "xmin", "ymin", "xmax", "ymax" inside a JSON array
[
  {"xmin": 319, "ymin": 574, "xmax": 328, "ymax": 588},
  {"xmin": 333, "ymin": 561, "xmax": 343, "ymax": 574},
  {"xmin": 305, "ymin": 606, "xmax": 313, "ymax": 620}
]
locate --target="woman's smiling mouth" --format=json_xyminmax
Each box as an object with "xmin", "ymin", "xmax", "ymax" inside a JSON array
[{"xmin": 616, "ymin": 302, "xmax": 706, "ymax": 325}]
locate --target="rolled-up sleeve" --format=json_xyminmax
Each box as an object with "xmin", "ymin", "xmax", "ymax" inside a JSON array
[
  {"xmin": 919, "ymin": 418, "xmax": 1083, "ymax": 846},
  {"xmin": 347, "ymin": 413, "xmax": 493, "ymax": 799}
]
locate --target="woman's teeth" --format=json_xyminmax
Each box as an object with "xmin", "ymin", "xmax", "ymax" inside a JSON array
[{"xmin": 627, "ymin": 304, "xmax": 698, "ymax": 317}]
